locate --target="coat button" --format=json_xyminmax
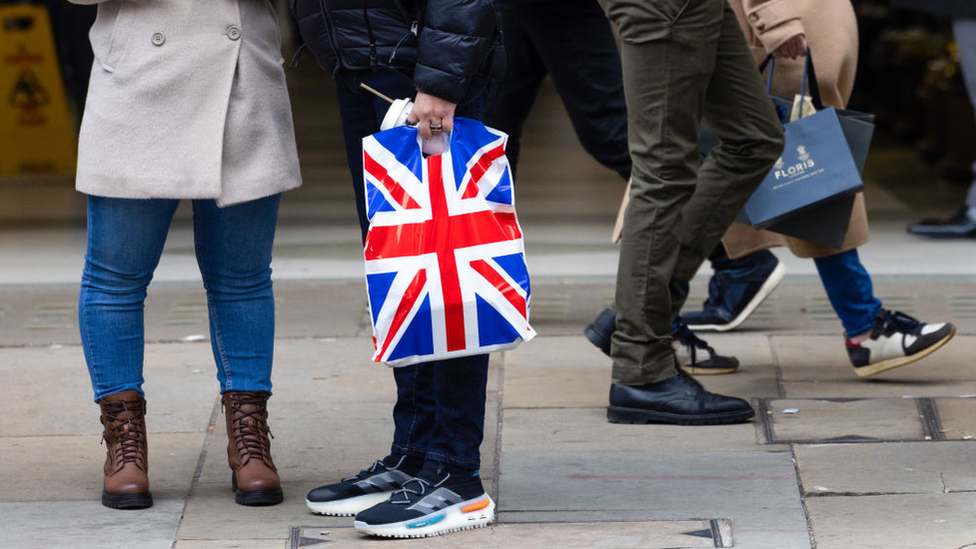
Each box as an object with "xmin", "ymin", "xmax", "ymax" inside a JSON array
[
  {"xmin": 151, "ymin": 32, "xmax": 165, "ymax": 46},
  {"xmin": 748, "ymin": 12, "xmax": 759, "ymax": 21},
  {"xmin": 757, "ymin": 22, "xmax": 766, "ymax": 31},
  {"xmin": 227, "ymin": 25, "xmax": 242, "ymax": 41}
]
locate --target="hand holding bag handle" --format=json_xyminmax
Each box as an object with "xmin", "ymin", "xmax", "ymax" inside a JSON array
[{"xmin": 758, "ymin": 49, "xmax": 826, "ymax": 113}]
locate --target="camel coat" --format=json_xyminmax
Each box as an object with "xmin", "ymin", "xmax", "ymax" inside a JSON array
[
  {"xmin": 70, "ymin": 0, "xmax": 301, "ymax": 207},
  {"xmin": 722, "ymin": 0, "xmax": 867, "ymax": 259}
]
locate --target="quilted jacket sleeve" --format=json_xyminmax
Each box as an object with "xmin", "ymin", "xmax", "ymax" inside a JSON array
[
  {"xmin": 742, "ymin": 0, "xmax": 806, "ymax": 55},
  {"xmin": 413, "ymin": 0, "xmax": 497, "ymax": 103}
]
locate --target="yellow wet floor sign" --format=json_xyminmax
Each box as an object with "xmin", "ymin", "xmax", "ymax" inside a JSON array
[{"xmin": 0, "ymin": 4, "xmax": 76, "ymax": 176}]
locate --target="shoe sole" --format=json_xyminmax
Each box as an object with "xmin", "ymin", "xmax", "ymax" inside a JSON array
[
  {"xmin": 232, "ymin": 475, "xmax": 283, "ymax": 506},
  {"xmin": 854, "ymin": 326, "xmax": 957, "ymax": 378},
  {"xmin": 684, "ymin": 365, "xmax": 739, "ymax": 375},
  {"xmin": 306, "ymin": 491, "xmax": 392, "ymax": 517},
  {"xmin": 687, "ymin": 262, "xmax": 785, "ymax": 332},
  {"xmin": 606, "ymin": 405, "xmax": 755, "ymax": 425},
  {"xmin": 355, "ymin": 495, "xmax": 495, "ymax": 538},
  {"xmin": 102, "ymin": 490, "xmax": 153, "ymax": 510}
]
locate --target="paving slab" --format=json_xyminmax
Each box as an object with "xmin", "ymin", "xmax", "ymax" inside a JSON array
[
  {"xmin": 934, "ymin": 396, "xmax": 976, "ymax": 440},
  {"xmin": 775, "ymin": 335, "xmax": 976, "ymax": 383},
  {"xmin": 283, "ymin": 520, "xmax": 732, "ymax": 548},
  {"xmin": 762, "ymin": 398, "xmax": 926, "ymax": 443},
  {"xmin": 783, "ymin": 379, "xmax": 976, "ymax": 399},
  {"xmin": 176, "ymin": 479, "xmax": 493, "ymax": 541},
  {"xmin": 795, "ymin": 441, "xmax": 976, "ymax": 496},
  {"xmin": 270, "ymin": 337, "xmax": 501, "ymax": 403},
  {"xmin": 0, "ymin": 281, "xmax": 368, "ymax": 347},
  {"xmin": 0, "ymin": 343, "xmax": 217, "ymax": 436},
  {"xmin": 197, "ymin": 399, "xmax": 498, "ymax": 485},
  {"xmin": 0, "ymin": 499, "xmax": 185, "ymax": 549},
  {"xmin": 0, "ymin": 433, "xmax": 204, "ymax": 502},
  {"xmin": 806, "ymin": 492, "xmax": 976, "ymax": 549},
  {"xmin": 499, "ymin": 451, "xmax": 809, "ymax": 549},
  {"xmin": 177, "ymin": 481, "xmax": 349, "ymax": 540},
  {"xmin": 175, "ymin": 540, "xmax": 287, "ymax": 549},
  {"xmin": 502, "ymin": 336, "xmax": 610, "ymax": 408},
  {"xmin": 502, "ymin": 407, "xmax": 768, "ymax": 453}
]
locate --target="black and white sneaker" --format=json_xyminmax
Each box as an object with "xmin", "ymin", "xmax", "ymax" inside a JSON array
[
  {"xmin": 846, "ymin": 309, "xmax": 956, "ymax": 378},
  {"xmin": 672, "ymin": 317, "xmax": 739, "ymax": 375},
  {"xmin": 305, "ymin": 454, "xmax": 421, "ymax": 516},
  {"xmin": 354, "ymin": 461, "xmax": 495, "ymax": 538}
]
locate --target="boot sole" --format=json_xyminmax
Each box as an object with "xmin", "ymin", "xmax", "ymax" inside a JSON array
[
  {"xmin": 687, "ymin": 262, "xmax": 785, "ymax": 332},
  {"xmin": 232, "ymin": 475, "xmax": 283, "ymax": 506},
  {"xmin": 854, "ymin": 327, "xmax": 956, "ymax": 378},
  {"xmin": 102, "ymin": 490, "xmax": 153, "ymax": 510},
  {"xmin": 607, "ymin": 405, "xmax": 755, "ymax": 425}
]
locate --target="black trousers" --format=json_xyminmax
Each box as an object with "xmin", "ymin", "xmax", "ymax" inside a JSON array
[{"xmin": 484, "ymin": 0, "xmax": 631, "ymax": 181}]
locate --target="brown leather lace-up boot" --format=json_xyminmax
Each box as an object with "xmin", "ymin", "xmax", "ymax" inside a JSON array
[
  {"xmin": 99, "ymin": 390, "xmax": 152, "ymax": 509},
  {"xmin": 223, "ymin": 391, "xmax": 283, "ymax": 506}
]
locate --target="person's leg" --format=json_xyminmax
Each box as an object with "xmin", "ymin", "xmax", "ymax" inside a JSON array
[
  {"xmin": 353, "ymin": 354, "xmax": 493, "ymax": 537},
  {"xmin": 390, "ymin": 363, "xmax": 437, "ymax": 461},
  {"xmin": 814, "ymin": 249, "xmax": 956, "ymax": 377},
  {"xmin": 907, "ymin": 17, "xmax": 976, "ymax": 237},
  {"xmin": 425, "ymin": 355, "xmax": 490, "ymax": 470},
  {"xmin": 79, "ymin": 196, "xmax": 179, "ymax": 400},
  {"xmin": 79, "ymin": 195, "xmax": 179, "ymax": 509},
  {"xmin": 192, "ymin": 195, "xmax": 284, "ymax": 506},
  {"xmin": 667, "ymin": 3, "xmax": 784, "ymax": 318},
  {"xmin": 192, "ymin": 196, "xmax": 281, "ymax": 393},
  {"xmin": 813, "ymin": 249, "xmax": 881, "ymax": 338},
  {"xmin": 482, "ymin": 2, "xmax": 549, "ymax": 178},
  {"xmin": 525, "ymin": 0, "xmax": 631, "ymax": 180}
]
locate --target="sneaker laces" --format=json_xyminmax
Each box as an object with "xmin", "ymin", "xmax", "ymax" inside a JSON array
[
  {"xmin": 389, "ymin": 475, "xmax": 441, "ymax": 505},
  {"xmin": 672, "ymin": 320, "xmax": 714, "ymax": 352},
  {"xmin": 342, "ymin": 459, "xmax": 391, "ymax": 483},
  {"xmin": 883, "ymin": 310, "xmax": 922, "ymax": 334}
]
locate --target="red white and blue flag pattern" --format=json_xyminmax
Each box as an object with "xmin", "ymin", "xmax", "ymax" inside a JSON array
[{"xmin": 363, "ymin": 118, "xmax": 535, "ymax": 366}]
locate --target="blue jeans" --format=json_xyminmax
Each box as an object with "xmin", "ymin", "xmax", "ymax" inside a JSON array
[
  {"xmin": 333, "ymin": 68, "xmax": 490, "ymax": 469},
  {"xmin": 79, "ymin": 195, "xmax": 281, "ymax": 401},
  {"xmin": 813, "ymin": 249, "xmax": 882, "ymax": 337}
]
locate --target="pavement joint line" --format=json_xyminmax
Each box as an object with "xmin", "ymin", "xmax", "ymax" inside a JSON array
[
  {"xmin": 491, "ymin": 351, "xmax": 507, "ymax": 505},
  {"xmin": 789, "ymin": 443, "xmax": 817, "ymax": 549},
  {"xmin": 176, "ymin": 393, "xmax": 223, "ymax": 540},
  {"xmin": 917, "ymin": 397, "xmax": 946, "ymax": 441}
]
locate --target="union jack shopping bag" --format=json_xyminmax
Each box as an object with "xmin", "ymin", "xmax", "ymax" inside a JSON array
[{"xmin": 362, "ymin": 118, "xmax": 536, "ymax": 367}]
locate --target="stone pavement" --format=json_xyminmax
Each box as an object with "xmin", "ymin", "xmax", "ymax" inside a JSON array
[
  {"xmin": 4, "ymin": 63, "xmax": 976, "ymax": 549},
  {"xmin": 3, "ymin": 277, "xmax": 976, "ymax": 549}
]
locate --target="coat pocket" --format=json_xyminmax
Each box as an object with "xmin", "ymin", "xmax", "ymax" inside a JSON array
[
  {"xmin": 600, "ymin": 0, "xmax": 692, "ymax": 44},
  {"xmin": 100, "ymin": 1, "xmax": 132, "ymax": 73}
]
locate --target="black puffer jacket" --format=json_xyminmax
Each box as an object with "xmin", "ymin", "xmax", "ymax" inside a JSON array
[{"xmin": 291, "ymin": 0, "xmax": 502, "ymax": 103}]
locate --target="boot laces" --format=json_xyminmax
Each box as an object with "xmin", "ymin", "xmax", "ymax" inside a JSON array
[
  {"xmin": 101, "ymin": 399, "xmax": 147, "ymax": 469},
  {"xmin": 226, "ymin": 393, "xmax": 274, "ymax": 466}
]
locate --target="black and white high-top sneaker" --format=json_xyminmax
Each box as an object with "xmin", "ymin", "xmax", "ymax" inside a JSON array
[
  {"xmin": 305, "ymin": 454, "xmax": 421, "ymax": 516},
  {"xmin": 846, "ymin": 309, "xmax": 956, "ymax": 377},
  {"xmin": 354, "ymin": 461, "xmax": 495, "ymax": 538}
]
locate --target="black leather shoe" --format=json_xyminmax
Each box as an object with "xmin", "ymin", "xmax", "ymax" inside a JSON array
[
  {"xmin": 607, "ymin": 370, "xmax": 754, "ymax": 425},
  {"xmin": 907, "ymin": 207, "xmax": 976, "ymax": 238}
]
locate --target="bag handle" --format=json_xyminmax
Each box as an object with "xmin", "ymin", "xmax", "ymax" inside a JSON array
[{"xmin": 758, "ymin": 48, "xmax": 826, "ymax": 111}]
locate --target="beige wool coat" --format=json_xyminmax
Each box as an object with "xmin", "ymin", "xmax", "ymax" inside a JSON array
[
  {"xmin": 70, "ymin": 0, "xmax": 302, "ymax": 207},
  {"xmin": 722, "ymin": 0, "xmax": 867, "ymax": 259}
]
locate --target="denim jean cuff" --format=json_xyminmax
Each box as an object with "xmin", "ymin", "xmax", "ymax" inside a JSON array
[
  {"xmin": 424, "ymin": 449, "xmax": 480, "ymax": 471},
  {"xmin": 390, "ymin": 443, "xmax": 427, "ymax": 459}
]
